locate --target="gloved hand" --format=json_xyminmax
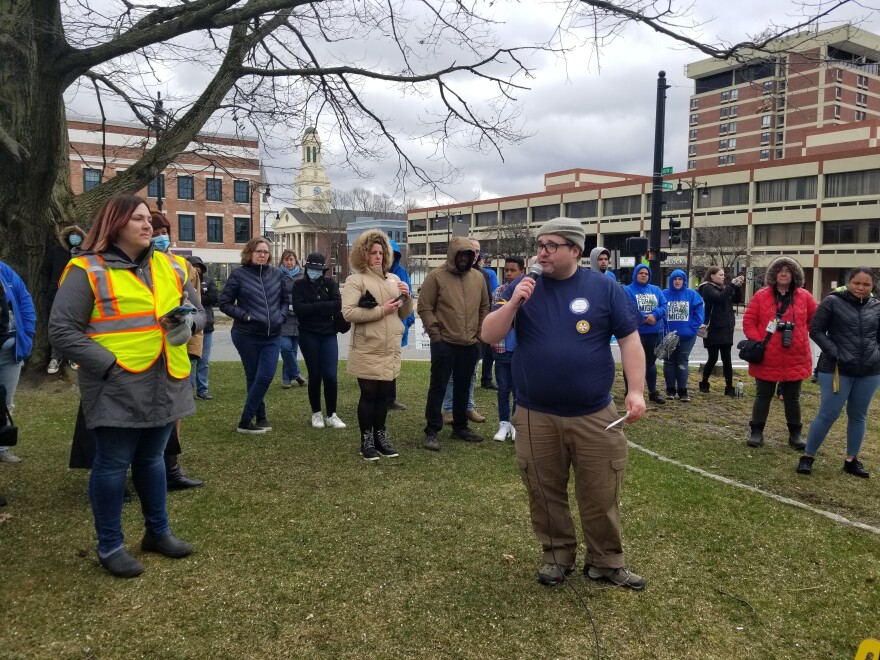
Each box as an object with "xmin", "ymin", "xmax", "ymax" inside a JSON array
[{"xmin": 165, "ymin": 318, "xmax": 193, "ymax": 346}]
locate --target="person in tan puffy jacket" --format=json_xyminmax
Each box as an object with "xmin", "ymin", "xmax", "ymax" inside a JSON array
[{"xmin": 342, "ymin": 230, "xmax": 413, "ymax": 460}]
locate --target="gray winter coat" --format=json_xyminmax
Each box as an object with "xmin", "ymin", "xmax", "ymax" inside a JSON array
[{"xmin": 48, "ymin": 246, "xmax": 205, "ymax": 429}]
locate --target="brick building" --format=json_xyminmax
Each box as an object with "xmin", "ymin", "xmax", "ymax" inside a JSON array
[
  {"xmin": 68, "ymin": 117, "xmax": 265, "ymax": 279},
  {"xmin": 686, "ymin": 25, "xmax": 880, "ymax": 170}
]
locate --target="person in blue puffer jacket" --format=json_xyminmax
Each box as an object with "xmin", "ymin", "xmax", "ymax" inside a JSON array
[
  {"xmin": 661, "ymin": 269, "xmax": 704, "ymax": 402},
  {"xmin": 387, "ymin": 240, "xmax": 415, "ymax": 411},
  {"xmin": 625, "ymin": 263, "xmax": 667, "ymax": 405},
  {"xmin": 219, "ymin": 237, "xmax": 288, "ymax": 434}
]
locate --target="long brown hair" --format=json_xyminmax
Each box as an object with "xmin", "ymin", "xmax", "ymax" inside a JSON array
[{"xmin": 81, "ymin": 194, "xmax": 148, "ymax": 253}]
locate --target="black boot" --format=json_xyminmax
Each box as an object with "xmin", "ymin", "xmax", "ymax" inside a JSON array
[
  {"xmin": 747, "ymin": 422, "xmax": 765, "ymax": 447},
  {"xmin": 165, "ymin": 455, "xmax": 205, "ymax": 490},
  {"xmin": 374, "ymin": 428, "xmax": 399, "ymax": 458},
  {"xmin": 360, "ymin": 430, "xmax": 380, "ymax": 461},
  {"xmin": 787, "ymin": 424, "xmax": 806, "ymax": 451},
  {"xmin": 698, "ymin": 380, "xmax": 710, "ymax": 393}
]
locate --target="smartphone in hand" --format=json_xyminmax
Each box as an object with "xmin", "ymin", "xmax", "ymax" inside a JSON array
[{"xmin": 161, "ymin": 305, "xmax": 192, "ymax": 323}]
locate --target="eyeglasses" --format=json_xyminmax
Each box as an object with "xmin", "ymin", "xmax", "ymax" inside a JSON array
[
  {"xmin": 253, "ymin": 250, "xmax": 270, "ymax": 255},
  {"xmin": 534, "ymin": 241, "xmax": 572, "ymax": 254}
]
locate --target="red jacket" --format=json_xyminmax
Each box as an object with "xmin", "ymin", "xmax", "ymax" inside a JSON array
[{"xmin": 743, "ymin": 286, "xmax": 817, "ymax": 382}]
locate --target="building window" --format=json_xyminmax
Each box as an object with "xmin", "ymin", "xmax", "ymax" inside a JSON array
[
  {"xmin": 777, "ymin": 97, "xmax": 786, "ymax": 110},
  {"xmin": 474, "ymin": 211, "xmax": 497, "ymax": 227},
  {"xmin": 755, "ymin": 222, "xmax": 816, "ymax": 246},
  {"xmin": 233, "ymin": 180, "xmax": 250, "ymax": 204},
  {"xmin": 689, "ymin": 129, "xmax": 698, "ymax": 140},
  {"xmin": 206, "ymin": 178, "xmax": 222, "ymax": 202},
  {"xmin": 409, "ymin": 243, "xmax": 426, "ymax": 255},
  {"xmin": 756, "ymin": 175, "xmax": 818, "ymax": 202},
  {"xmin": 178, "ymin": 214, "xmax": 195, "ymax": 242},
  {"xmin": 720, "ymin": 91, "xmax": 729, "ymax": 103},
  {"xmin": 690, "ymin": 98, "xmax": 699, "ymax": 109},
  {"xmin": 603, "ymin": 195, "xmax": 641, "ymax": 216},
  {"xmin": 760, "ymin": 149, "xmax": 770, "ymax": 160},
  {"xmin": 719, "ymin": 123, "xmax": 728, "ymax": 135},
  {"xmin": 690, "ymin": 113, "xmax": 698, "ymax": 125},
  {"xmin": 763, "ymin": 81, "xmax": 773, "ymax": 94},
  {"xmin": 760, "ymin": 132, "xmax": 770, "ymax": 145},
  {"xmin": 688, "ymin": 144, "xmax": 697, "ymax": 156},
  {"xmin": 177, "ymin": 176, "xmax": 194, "ymax": 200},
  {"xmin": 835, "ymin": 68, "xmax": 843, "ymax": 81},
  {"xmin": 430, "ymin": 242, "xmax": 448, "ymax": 255},
  {"xmin": 761, "ymin": 115, "xmax": 772, "ymax": 127},
  {"xmin": 430, "ymin": 215, "xmax": 449, "ymax": 231},
  {"xmin": 206, "ymin": 216, "xmax": 223, "ymax": 242},
  {"xmin": 730, "ymin": 88, "xmax": 739, "ymax": 101},
  {"xmin": 410, "ymin": 219, "xmax": 427, "ymax": 232},
  {"xmin": 857, "ymin": 74, "xmax": 868, "ymax": 88},
  {"xmin": 719, "ymin": 107, "xmax": 728, "ymax": 119},
  {"xmin": 532, "ymin": 204, "xmax": 560, "ymax": 223},
  {"xmin": 717, "ymin": 155, "xmax": 727, "ymax": 166},
  {"xmin": 825, "ymin": 169, "xmax": 880, "ymax": 197},
  {"xmin": 728, "ymin": 138, "xmax": 737, "ymax": 150},
  {"xmin": 234, "ymin": 217, "xmax": 250, "ymax": 243},
  {"xmin": 728, "ymin": 121, "xmax": 737, "ymax": 134},
  {"xmin": 83, "ymin": 168, "xmax": 101, "ymax": 192},
  {"xmin": 776, "ymin": 131, "xmax": 784, "ymax": 144},
  {"xmin": 719, "ymin": 139, "xmax": 728, "ymax": 151},
  {"xmin": 856, "ymin": 92, "xmax": 868, "ymax": 106},
  {"xmin": 833, "ymin": 104, "xmax": 841, "ymax": 119},
  {"xmin": 727, "ymin": 154, "xmax": 736, "ymax": 165},
  {"xmin": 835, "ymin": 86, "xmax": 842, "ymax": 100},
  {"xmin": 856, "ymin": 110, "xmax": 867, "ymax": 121},
  {"xmin": 775, "ymin": 149, "xmax": 783, "ymax": 159},
  {"xmin": 776, "ymin": 114, "xmax": 785, "ymax": 127},
  {"xmin": 565, "ymin": 200, "xmax": 598, "ymax": 218},
  {"xmin": 698, "ymin": 183, "xmax": 749, "ymax": 208},
  {"xmin": 822, "ymin": 219, "xmax": 880, "ymax": 244},
  {"xmin": 688, "ymin": 160, "xmax": 697, "ymax": 170},
  {"xmin": 729, "ymin": 105, "xmax": 737, "ymax": 117},
  {"xmin": 502, "ymin": 208, "xmax": 527, "ymax": 223},
  {"xmin": 147, "ymin": 174, "xmax": 165, "ymax": 199}
]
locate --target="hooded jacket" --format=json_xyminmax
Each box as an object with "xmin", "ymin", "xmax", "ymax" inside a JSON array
[
  {"xmin": 42, "ymin": 224, "xmax": 86, "ymax": 308},
  {"xmin": 662, "ymin": 269, "xmax": 704, "ymax": 339},
  {"xmin": 188, "ymin": 256, "xmax": 218, "ymax": 333},
  {"xmin": 696, "ymin": 276, "xmax": 742, "ymax": 346},
  {"xmin": 589, "ymin": 246, "xmax": 617, "ymax": 281},
  {"xmin": 743, "ymin": 256, "xmax": 817, "ymax": 382},
  {"xmin": 417, "ymin": 236, "xmax": 489, "ymax": 345},
  {"xmin": 342, "ymin": 230, "xmax": 413, "ymax": 381},
  {"xmin": 810, "ymin": 288, "xmax": 880, "ymax": 377},
  {"xmin": 389, "ymin": 239, "xmax": 416, "ymax": 347},
  {"xmin": 0, "ymin": 262, "xmax": 36, "ymax": 363},
  {"xmin": 625, "ymin": 264, "xmax": 667, "ymax": 335}
]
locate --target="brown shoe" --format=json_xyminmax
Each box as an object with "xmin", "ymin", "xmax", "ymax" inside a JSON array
[
  {"xmin": 467, "ymin": 410, "xmax": 486, "ymax": 423},
  {"xmin": 443, "ymin": 412, "xmax": 453, "ymax": 425}
]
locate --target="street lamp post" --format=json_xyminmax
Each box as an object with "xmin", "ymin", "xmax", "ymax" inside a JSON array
[
  {"xmin": 152, "ymin": 92, "xmax": 168, "ymax": 212},
  {"xmin": 676, "ymin": 177, "xmax": 709, "ymax": 285},
  {"xmin": 249, "ymin": 181, "xmax": 271, "ymax": 238}
]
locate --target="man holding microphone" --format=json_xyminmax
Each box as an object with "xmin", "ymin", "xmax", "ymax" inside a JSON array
[{"xmin": 482, "ymin": 218, "xmax": 648, "ymax": 589}]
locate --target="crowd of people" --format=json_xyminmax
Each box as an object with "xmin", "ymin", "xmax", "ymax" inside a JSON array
[{"xmin": 2, "ymin": 197, "xmax": 879, "ymax": 584}]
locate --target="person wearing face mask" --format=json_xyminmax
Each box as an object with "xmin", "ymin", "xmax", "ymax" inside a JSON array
[
  {"xmin": 220, "ymin": 237, "xmax": 288, "ymax": 434},
  {"xmin": 43, "ymin": 224, "xmax": 86, "ymax": 374},
  {"xmin": 278, "ymin": 250, "xmax": 307, "ymax": 389},
  {"xmin": 291, "ymin": 253, "xmax": 347, "ymax": 429},
  {"xmin": 341, "ymin": 230, "xmax": 412, "ymax": 460}
]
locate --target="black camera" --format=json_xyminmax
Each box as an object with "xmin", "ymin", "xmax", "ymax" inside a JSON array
[{"xmin": 777, "ymin": 321, "xmax": 795, "ymax": 348}]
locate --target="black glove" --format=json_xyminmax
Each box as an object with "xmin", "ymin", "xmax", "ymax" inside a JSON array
[{"xmin": 357, "ymin": 291, "xmax": 379, "ymax": 308}]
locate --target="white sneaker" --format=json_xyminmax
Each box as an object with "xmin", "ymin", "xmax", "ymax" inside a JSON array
[
  {"xmin": 493, "ymin": 421, "xmax": 511, "ymax": 442},
  {"xmin": 0, "ymin": 450, "xmax": 22, "ymax": 463},
  {"xmin": 311, "ymin": 412, "xmax": 325, "ymax": 429},
  {"xmin": 326, "ymin": 413, "xmax": 347, "ymax": 429},
  {"xmin": 47, "ymin": 359, "xmax": 60, "ymax": 374},
  {"xmin": 510, "ymin": 425, "xmax": 516, "ymax": 441}
]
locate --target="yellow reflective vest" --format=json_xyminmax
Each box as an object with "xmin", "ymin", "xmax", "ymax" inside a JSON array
[{"xmin": 60, "ymin": 251, "xmax": 191, "ymax": 378}]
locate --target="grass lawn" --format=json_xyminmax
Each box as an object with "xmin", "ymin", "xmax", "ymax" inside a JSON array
[{"xmin": 1, "ymin": 361, "xmax": 878, "ymax": 659}]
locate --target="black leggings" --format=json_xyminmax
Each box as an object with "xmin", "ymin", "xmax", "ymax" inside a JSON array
[
  {"xmin": 357, "ymin": 379, "xmax": 393, "ymax": 436},
  {"xmin": 751, "ymin": 378, "xmax": 802, "ymax": 426},
  {"xmin": 702, "ymin": 344, "xmax": 733, "ymax": 387}
]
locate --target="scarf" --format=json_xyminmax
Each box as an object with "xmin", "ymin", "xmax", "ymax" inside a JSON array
[{"xmin": 280, "ymin": 263, "xmax": 301, "ymax": 278}]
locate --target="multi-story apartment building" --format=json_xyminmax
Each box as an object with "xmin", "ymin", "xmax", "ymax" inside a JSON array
[
  {"xmin": 68, "ymin": 117, "xmax": 265, "ymax": 278},
  {"xmin": 686, "ymin": 25, "xmax": 880, "ymax": 171},
  {"xmin": 407, "ymin": 123, "xmax": 880, "ymax": 300}
]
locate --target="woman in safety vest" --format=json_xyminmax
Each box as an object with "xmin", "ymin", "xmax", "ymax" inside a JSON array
[{"xmin": 49, "ymin": 194, "xmax": 205, "ymax": 578}]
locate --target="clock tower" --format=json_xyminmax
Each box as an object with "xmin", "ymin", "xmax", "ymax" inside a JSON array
[{"xmin": 293, "ymin": 127, "xmax": 332, "ymax": 212}]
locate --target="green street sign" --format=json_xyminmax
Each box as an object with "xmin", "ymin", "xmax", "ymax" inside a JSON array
[
  {"xmin": 661, "ymin": 166, "xmax": 673, "ymax": 175},
  {"xmin": 661, "ymin": 182, "xmax": 674, "ymax": 191}
]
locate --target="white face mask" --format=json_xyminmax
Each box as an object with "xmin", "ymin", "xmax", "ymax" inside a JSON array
[{"xmin": 68, "ymin": 234, "xmax": 83, "ymax": 247}]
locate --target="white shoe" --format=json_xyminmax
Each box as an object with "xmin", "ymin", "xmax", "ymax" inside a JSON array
[
  {"xmin": 47, "ymin": 359, "xmax": 60, "ymax": 374},
  {"xmin": 510, "ymin": 425, "xmax": 516, "ymax": 441},
  {"xmin": 0, "ymin": 450, "xmax": 22, "ymax": 463},
  {"xmin": 493, "ymin": 421, "xmax": 511, "ymax": 442},
  {"xmin": 326, "ymin": 413, "xmax": 347, "ymax": 429},
  {"xmin": 311, "ymin": 412, "xmax": 325, "ymax": 429}
]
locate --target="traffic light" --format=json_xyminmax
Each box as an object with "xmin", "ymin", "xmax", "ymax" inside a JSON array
[{"xmin": 668, "ymin": 218, "xmax": 681, "ymax": 245}]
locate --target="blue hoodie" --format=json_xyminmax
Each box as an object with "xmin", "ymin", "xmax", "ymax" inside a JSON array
[
  {"xmin": 662, "ymin": 269, "xmax": 704, "ymax": 339},
  {"xmin": 389, "ymin": 240, "xmax": 416, "ymax": 347},
  {"xmin": 625, "ymin": 264, "xmax": 667, "ymax": 335}
]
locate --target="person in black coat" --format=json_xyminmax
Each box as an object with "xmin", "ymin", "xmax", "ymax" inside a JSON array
[
  {"xmin": 291, "ymin": 252, "xmax": 347, "ymax": 430},
  {"xmin": 798, "ymin": 267, "xmax": 880, "ymax": 478},
  {"xmin": 696, "ymin": 266, "xmax": 744, "ymax": 396},
  {"xmin": 219, "ymin": 238, "xmax": 287, "ymax": 434},
  {"xmin": 43, "ymin": 225, "xmax": 85, "ymax": 374}
]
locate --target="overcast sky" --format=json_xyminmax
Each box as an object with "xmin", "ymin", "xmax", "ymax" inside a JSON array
[{"xmin": 64, "ymin": 1, "xmax": 880, "ymax": 211}]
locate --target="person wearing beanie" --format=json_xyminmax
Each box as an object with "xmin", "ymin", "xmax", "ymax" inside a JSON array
[
  {"xmin": 625, "ymin": 264, "xmax": 668, "ymax": 405},
  {"xmin": 661, "ymin": 269, "xmax": 704, "ymax": 401},
  {"xmin": 481, "ymin": 217, "xmax": 647, "ymax": 591},
  {"xmin": 589, "ymin": 246, "xmax": 617, "ymax": 281}
]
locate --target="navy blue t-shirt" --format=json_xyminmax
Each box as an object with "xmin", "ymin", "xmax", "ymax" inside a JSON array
[{"xmin": 496, "ymin": 267, "xmax": 639, "ymax": 416}]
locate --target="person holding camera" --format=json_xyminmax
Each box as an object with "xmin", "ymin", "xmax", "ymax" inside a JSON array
[
  {"xmin": 696, "ymin": 266, "xmax": 744, "ymax": 396},
  {"xmin": 742, "ymin": 257, "xmax": 817, "ymax": 449},
  {"xmin": 341, "ymin": 230, "xmax": 412, "ymax": 460}
]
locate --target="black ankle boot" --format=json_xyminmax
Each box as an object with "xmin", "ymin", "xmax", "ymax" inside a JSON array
[
  {"xmin": 374, "ymin": 428, "xmax": 399, "ymax": 458},
  {"xmin": 165, "ymin": 455, "xmax": 205, "ymax": 490},
  {"xmin": 360, "ymin": 430, "xmax": 380, "ymax": 461},
  {"xmin": 698, "ymin": 380, "xmax": 710, "ymax": 393},
  {"xmin": 747, "ymin": 422, "xmax": 765, "ymax": 447},
  {"xmin": 787, "ymin": 424, "xmax": 806, "ymax": 451}
]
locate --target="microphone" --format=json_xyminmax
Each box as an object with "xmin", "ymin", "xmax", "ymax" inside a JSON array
[{"xmin": 518, "ymin": 263, "xmax": 542, "ymax": 307}]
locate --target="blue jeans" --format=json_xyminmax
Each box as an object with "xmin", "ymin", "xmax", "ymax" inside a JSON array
[
  {"xmin": 90, "ymin": 424, "xmax": 173, "ymax": 554},
  {"xmin": 189, "ymin": 330, "xmax": 214, "ymax": 395},
  {"xmin": 279, "ymin": 335, "xmax": 303, "ymax": 384},
  {"xmin": 0, "ymin": 337, "xmax": 21, "ymax": 453},
  {"xmin": 230, "ymin": 330, "xmax": 280, "ymax": 424},
  {"xmin": 806, "ymin": 372, "xmax": 880, "ymax": 458},
  {"xmin": 298, "ymin": 331, "xmax": 339, "ymax": 414},
  {"xmin": 663, "ymin": 335, "xmax": 697, "ymax": 392},
  {"xmin": 442, "ymin": 366, "xmax": 476, "ymax": 413},
  {"xmin": 495, "ymin": 351, "xmax": 515, "ymax": 422}
]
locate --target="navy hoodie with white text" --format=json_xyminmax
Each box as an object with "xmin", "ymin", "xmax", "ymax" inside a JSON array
[
  {"xmin": 625, "ymin": 264, "xmax": 667, "ymax": 335},
  {"xmin": 662, "ymin": 268, "xmax": 704, "ymax": 339}
]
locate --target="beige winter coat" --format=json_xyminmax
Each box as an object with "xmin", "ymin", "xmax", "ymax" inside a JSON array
[{"xmin": 342, "ymin": 230, "xmax": 413, "ymax": 381}]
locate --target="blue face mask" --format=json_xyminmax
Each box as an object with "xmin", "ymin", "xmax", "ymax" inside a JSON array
[
  {"xmin": 68, "ymin": 234, "xmax": 83, "ymax": 247},
  {"xmin": 152, "ymin": 235, "xmax": 170, "ymax": 252},
  {"xmin": 306, "ymin": 269, "xmax": 323, "ymax": 282}
]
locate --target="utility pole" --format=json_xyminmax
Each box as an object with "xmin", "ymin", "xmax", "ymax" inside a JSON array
[{"xmin": 649, "ymin": 71, "xmax": 670, "ymax": 287}]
